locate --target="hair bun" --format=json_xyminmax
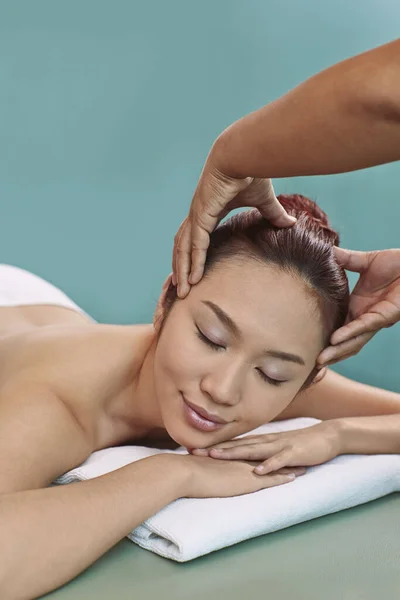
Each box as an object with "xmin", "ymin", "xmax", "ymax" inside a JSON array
[{"xmin": 277, "ymin": 193, "xmax": 339, "ymax": 246}]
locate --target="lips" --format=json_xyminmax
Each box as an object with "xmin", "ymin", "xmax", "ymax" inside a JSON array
[
  {"xmin": 183, "ymin": 397, "xmax": 228, "ymax": 424},
  {"xmin": 182, "ymin": 396, "xmax": 230, "ymax": 433}
]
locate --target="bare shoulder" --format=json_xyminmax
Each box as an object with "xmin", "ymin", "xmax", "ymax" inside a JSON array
[
  {"xmin": 0, "ymin": 380, "xmax": 93, "ymax": 494},
  {"xmin": 0, "ymin": 323, "xmax": 154, "ymax": 469}
]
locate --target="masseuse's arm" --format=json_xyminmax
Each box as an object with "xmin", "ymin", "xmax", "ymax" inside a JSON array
[
  {"xmin": 174, "ymin": 38, "xmax": 400, "ymax": 292},
  {"xmin": 275, "ymin": 369, "xmax": 400, "ymax": 421},
  {"xmin": 213, "ymin": 38, "xmax": 400, "ymax": 180}
]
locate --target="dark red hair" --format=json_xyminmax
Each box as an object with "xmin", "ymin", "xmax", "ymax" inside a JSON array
[{"xmin": 205, "ymin": 194, "xmax": 349, "ymax": 340}]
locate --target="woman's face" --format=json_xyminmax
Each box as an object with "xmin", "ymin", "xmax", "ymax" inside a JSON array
[{"xmin": 153, "ymin": 258, "xmax": 325, "ymax": 449}]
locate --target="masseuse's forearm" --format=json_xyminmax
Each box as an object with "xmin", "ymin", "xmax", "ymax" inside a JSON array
[
  {"xmin": 336, "ymin": 414, "xmax": 400, "ymax": 455},
  {"xmin": 0, "ymin": 454, "xmax": 188, "ymax": 600},
  {"xmin": 214, "ymin": 38, "xmax": 400, "ymax": 178}
]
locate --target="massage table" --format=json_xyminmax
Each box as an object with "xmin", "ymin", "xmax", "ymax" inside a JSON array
[{"xmin": 45, "ymin": 493, "xmax": 400, "ymax": 599}]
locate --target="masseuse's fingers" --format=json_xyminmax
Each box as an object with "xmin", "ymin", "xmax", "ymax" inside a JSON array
[
  {"xmin": 318, "ymin": 330, "xmax": 376, "ymax": 365},
  {"xmin": 250, "ymin": 179, "xmax": 297, "ymax": 228},
  {"xmin": 172, "ymin": 218, "xmax": 192, "ymax": 297},
  {"xmin": 189, "ymin": 207, "xmax": 229, "ymax": 287},
  {"xmin": 332, "ymin": 247, "xmax": 400, "ymax": 346},
  {"xmin": 334, "ymin": 246, "xmax": 372, "ymax": 273},
  {"xmin": 173, "ymin": 173, "xmax": 296, "ymax": 296}
]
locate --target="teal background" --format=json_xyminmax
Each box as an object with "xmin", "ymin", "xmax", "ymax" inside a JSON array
[{"xmin": 0, "ymin": 1, "xmax": 398, "ymax": 390}]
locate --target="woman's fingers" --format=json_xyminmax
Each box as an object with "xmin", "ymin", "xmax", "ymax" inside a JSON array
[
  {"xmin": 209, "ymin": 433, "xmax": 280, "ymax": 449},
  {"xmin": 253, "ymin": 448, "xmax": 295, "ymax": 475},
  {"xmin": 208, "ymin": 442, "xmax": 280, "ymax": 461},
  {"xmin": 190, "ymin": 434, "xmax": 288, "ymax": 456},
  {"xmin": 276, "ymin": 466, "xmax": 307, "ymax": 477}
]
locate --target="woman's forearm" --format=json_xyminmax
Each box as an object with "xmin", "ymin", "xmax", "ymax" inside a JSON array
[
  {"xmin": 214, "ymin": 38, "xmax": 400, "ymax": 179},
  {"xmin": 336, "ymin": 414, "xmax": 400, "ymax": 455},
  {"xmin": 275, "ymin": 369, "xmax": 400, "ymax": 422},
  {"xmin": 0, "ymin": 454, "xmax": 189, "ymax": 600}
]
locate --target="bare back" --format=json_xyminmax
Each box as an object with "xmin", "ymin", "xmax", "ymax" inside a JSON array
[{"xmin": 0, "ymin": 301, "xmax": 155, "ymax": 493}]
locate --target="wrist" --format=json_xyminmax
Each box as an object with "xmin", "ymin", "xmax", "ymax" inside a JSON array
[
  {"xmin": 153, "ymin": 454, "xmax": 193, "ymax": 499},
  {"xmin": 330, "ymin": 414, "xmax": 400, "ymax": 455},
  {"xmin": 325, "ymin": 418, "xmax": 346, "ymax": 455},
  {"xmin": 210, "ymin": 128, "xmax": 237, "ymax": 178}
]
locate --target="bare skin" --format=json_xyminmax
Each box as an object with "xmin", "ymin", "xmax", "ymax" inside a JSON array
[
  {"xmin": 1, "ymin": 265, "xmax": 400, "ymax": 598},
  {"xmin": 0, "ymin": 305, "xmax": 168, "ymax": 452}
]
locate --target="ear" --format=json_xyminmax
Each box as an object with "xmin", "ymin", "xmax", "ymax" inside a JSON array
[
  {"xmin": 312, "ymin": 366, "xmax": 328, "ymax": 384},
  {"xmin": 153, "ymin": 273, "xmax": 174, "ymax": 333}
]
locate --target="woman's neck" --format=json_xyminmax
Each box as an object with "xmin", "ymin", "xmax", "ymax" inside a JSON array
[{"xmin": 110, "ymin": 325, "xmax": 176, "ymax": 446}]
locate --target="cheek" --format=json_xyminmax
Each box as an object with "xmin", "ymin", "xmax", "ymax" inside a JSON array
[
  {"xmin": 239, "ymin": 385, "xmax": 298, "ymax": 430},
  {"xmin": 153, "ymin": 314, "xmax": 201, "ymax": 384}
]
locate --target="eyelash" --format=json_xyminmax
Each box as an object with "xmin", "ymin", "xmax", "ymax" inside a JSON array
[
  {"xmin": 195, "ymin": 326, "xmax": 284, "ymax": 387},
  {"xmin": 255, "ymin": 368, "xmax": 283, "ymax": 387},
  {"xmin": 196, "ymin": 326, "xmax": 224, "ymax": 351}
]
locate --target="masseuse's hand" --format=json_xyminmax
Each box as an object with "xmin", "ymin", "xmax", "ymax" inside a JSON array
[
  {"xmin": 172, "ymin": 166, "xmax": 296, "ymax": 297},
  {"xmin": 318, "ymin": 248, "xmax": 400, "ymax": 366},
  {"xmin": 190, "ymin": 420, "xmax": 341, "ymax": 475}
]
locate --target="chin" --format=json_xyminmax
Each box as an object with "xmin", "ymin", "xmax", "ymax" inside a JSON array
[
  {"xmin": 163, "ymin": 411, "xmax": 233, "ymax": 450},
  {"xmin": 164, "ymin": 423, "xmax": 212, "ymax": 450}
]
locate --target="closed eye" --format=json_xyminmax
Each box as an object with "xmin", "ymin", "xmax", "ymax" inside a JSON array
[
  {"xmin": 196, "ymin": 326, "xmax": 287, "ymax": 386},
  {"xmin": 195, "ymin": 326, "xmax": 225, "ymax": 351},
  {"xmin": 256, "ymin": 368, "xmax": 286, "ymax": 387}
]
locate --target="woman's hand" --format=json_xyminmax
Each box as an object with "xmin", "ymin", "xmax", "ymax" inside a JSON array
[
  {"xmin": 189, "ymin": 421, "xmax": 341, "ymax": 475},
  {"xmin": 172, "ymin": 156, "xmax": 295, "ymax": 298},
  {"xmin": 318, "ymin": 248, "xmax": 400, "ymax": 366},
  {"xmin": 174, "ymin": 454, "xmax": 306, "ymax": 498}
]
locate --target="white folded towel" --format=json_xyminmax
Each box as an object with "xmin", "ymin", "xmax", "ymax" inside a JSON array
[{"xmin": 55, "ymin": 417, "xmax": 400, "ymax": 562}]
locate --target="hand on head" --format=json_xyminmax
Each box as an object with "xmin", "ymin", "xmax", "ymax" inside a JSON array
[
  {"xmin": 172, "ymin": 170, "xmax": 296, "ymax": 298},
  {"xmin": 318, "ymin": 247, "xmax": 400, "ymax": 366},
  {"xmin": 171, "ymin": 157, "xmax": 400, "ymax": 364}
]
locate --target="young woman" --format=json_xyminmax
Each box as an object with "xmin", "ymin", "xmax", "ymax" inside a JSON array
[{"xmin": 1, "ymin": 195, "xmax": 399, "ymax": 599}]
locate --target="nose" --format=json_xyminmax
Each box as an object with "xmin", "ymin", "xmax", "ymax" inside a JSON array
[{"xmin": 199, "ymin": 357, "xmax": 243, "ymax": 407}]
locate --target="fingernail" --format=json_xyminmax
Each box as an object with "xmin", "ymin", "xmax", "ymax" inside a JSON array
[
  {"xmin": 286, "ymin": 474, "xmax": 296, "ymax": 480},
  {"xmin": 171, "ymin": 274, "xmax": 177, "ymax": 286},
  {"xmin": 192, "ymin": 448, "xmax": 207, "ymax": 455},
  {"xmin": 254, "ymin": 465, "xmax": 265, "ymax": 474},
  {"xmin": 210, "ymin": 448, "xmax": 223, "ymax": 454}
]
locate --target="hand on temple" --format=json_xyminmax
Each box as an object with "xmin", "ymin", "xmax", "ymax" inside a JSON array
[
  {"xmin": 172, "ymin": 174, "xmax": 295, "ymax": 297},
  {"xmin": 318, "ymin": 248, "xmax": 400, "ymax": 366}
]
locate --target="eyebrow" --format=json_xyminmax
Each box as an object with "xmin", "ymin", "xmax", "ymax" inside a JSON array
[{"xmin": 201, "ymin": 300, "xmax": 306, "ymax": 366}]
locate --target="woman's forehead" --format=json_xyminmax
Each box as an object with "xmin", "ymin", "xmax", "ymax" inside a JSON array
[{"xmin": 191, "ymin": 261, "xmax": 324, "ymax": 355}]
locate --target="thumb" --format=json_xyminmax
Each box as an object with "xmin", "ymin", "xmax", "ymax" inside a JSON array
[
  {"xmin": 258, "ymin": 200, "xmax": 297, "ymax": 228},
  {"xmin": 251, "ymin": 179, "xmax": 296, "ymax": 228},
  {"xmin": 334, "ymin": 247, "xmax": 372, "ymax": 273}
]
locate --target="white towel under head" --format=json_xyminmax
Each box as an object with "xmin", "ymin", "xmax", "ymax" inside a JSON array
[{"xmin": 55, "ymin": 418, "xmax": 400, "ymax": 562}]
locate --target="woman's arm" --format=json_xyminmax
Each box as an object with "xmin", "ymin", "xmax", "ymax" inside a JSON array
[
  {"xmin": 0, "ymin": 383, "xmax": 188, "ymax": 599},
  {"xmin": 0, "ymin": 454, "xmax": 188, "ymax": 600},
  {"xmin": 274, "ymin": 369, "xmax": 400, "ymax": 421},
  {"xmin": 215, "ymin": 38, "xmax": 400, "ymax": 179}
]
